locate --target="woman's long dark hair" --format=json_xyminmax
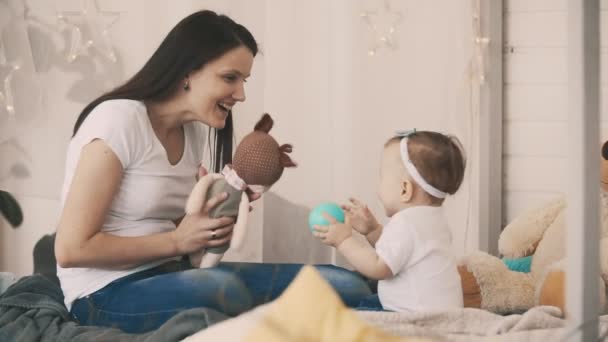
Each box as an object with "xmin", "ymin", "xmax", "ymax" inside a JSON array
[{"xmin": 72, "ymin": 10, "xmax": 258, "ymax": 172}]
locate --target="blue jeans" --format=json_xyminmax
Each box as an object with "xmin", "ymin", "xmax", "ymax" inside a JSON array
[
  {"xmin": 71, "ymin": 260, "xmax": 372, "ymax": 333},
  {"xmin": 356, "ymin": 294, "xmax": 387, "ymax": 311}
]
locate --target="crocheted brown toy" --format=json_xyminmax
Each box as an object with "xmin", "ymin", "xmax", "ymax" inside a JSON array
[{"xmin": 186, "ymin": 113, "xmax": 297, "ymax": 268}]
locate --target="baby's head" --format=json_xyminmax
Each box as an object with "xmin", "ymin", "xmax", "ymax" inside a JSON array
[{"xmin": 379, "ymin": 131, "xmax": 466, "ymax": 216}]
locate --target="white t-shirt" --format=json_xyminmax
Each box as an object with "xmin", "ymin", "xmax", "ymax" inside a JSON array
[
  {"xmin": 376, "ymin": 206, "xmax": 463, "ymax": 312},
  {"xmin": 57, "ymin": 99, "xmax": 207, "ymax": 310}
]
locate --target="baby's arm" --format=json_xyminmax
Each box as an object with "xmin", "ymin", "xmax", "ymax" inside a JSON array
[
  {"xmin": 342, "ymin": 198, "xmax": 383, "ymax": 246},
  {"xmin": 337, "ymin": 237, "xmax": 393, "ymax": 280},
  {"xmin": 313, "ymin": 212, "xmax": 392, "ymax": 280},
  {"xmin": 364, "ymin": 225, "xmax": 383, "ymax": 246}
]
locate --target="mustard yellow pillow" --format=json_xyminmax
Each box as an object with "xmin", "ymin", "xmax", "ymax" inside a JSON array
[{"xmin": 246, "ymin": 265, "xmax": 430, "ymax": 342}]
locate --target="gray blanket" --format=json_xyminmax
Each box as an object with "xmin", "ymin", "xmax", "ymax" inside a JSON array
[{"xmin": 0, "ymin": 274, "xmax": 228, "ymax": 342}]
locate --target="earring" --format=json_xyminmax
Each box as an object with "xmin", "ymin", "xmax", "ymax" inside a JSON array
[{"xmin": 183, "ymin": 81, "xmax": 190, "ymax": 91}]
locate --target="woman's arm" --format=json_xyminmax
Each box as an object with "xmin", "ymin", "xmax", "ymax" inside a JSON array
[{"xmin": 55, "ymin": 139, "xmax": 234, "ymax": 269}]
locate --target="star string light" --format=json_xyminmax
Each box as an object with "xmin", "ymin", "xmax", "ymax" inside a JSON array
[
  {"xmin": 360, "ymin": 0, "xmax": 403, "ymax": 56},
  {"xmin": 471, "ymin": 0, "xmax": 490, "ymax": 84},
  {"xmin": 57, "ymin": 0, "xmax": 120, "ymax": 63},
  {"xmin": 0, "ymin": 40, "xmax": 20, "ymax": 118}
]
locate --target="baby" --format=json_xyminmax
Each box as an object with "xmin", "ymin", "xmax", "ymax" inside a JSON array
[{"xmin": 314, "ymin": 129, "xmax": 466, "ymax": 312}]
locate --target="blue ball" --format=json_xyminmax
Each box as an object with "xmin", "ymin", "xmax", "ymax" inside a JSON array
[{"xmin": 308, "ymin": 202, "xmax": 345, "ymax": 232}]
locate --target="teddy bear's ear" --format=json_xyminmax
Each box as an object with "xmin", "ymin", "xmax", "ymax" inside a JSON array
[
  {"xmin": 601, "ymin": 141, "xmax": 608, "ymax": 191},
  {"xmin": 279, "ymin": 144, "xmax": 297, "ymax": 168},
  {"xmin": 254, "ymin": 113, "xmax": 274, "ymax": 133}
]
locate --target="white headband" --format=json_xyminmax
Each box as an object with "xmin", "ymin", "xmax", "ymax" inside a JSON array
[{"xmin": 399, "ymin": 137, "xmax": 447, "ymax": 199}]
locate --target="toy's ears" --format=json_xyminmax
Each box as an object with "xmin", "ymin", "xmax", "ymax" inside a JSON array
[
  {"xmin": 400, "ymin": 180, "xmax": 413, "ymax": 203},
  {"xmin": 279, "ymin": 144, "xmax": 297, "ymax": 168},
  {"xmin": 254, "ymin": 113, "xmax": 274, "ymax": 133}
]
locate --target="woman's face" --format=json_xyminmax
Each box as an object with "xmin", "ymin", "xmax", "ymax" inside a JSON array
[{"xmin": 185, "ymin": 45, "xmax": 254, "ymax": 128}]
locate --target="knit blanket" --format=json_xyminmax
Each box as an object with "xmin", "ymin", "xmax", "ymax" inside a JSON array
[
  {"xmin": 187, "ymin": 305, "xmax": 608, "ymax": 341},
  {"xmin": 358, "ymin": 306, "xmax": 608, "ymax": 341}
]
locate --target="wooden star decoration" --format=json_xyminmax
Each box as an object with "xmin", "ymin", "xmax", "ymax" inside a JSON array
[
  {"xmin": 360, "ymin": 0, "xmax": 403, "ymax": 56},
  {"xmin": 57, "ymin": 0, "xmax": 120, "ymax": 63}
]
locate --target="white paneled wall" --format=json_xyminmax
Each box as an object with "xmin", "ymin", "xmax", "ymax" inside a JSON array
[
  {"xmin": 255, "ymin": 0, "xmax": 477, "ymax": 264},
  {"xmin": 1, "ymin": 0, "xmax": 476, "ymax": 275},
  {"xmin": 503, "ymin": 0, "xmax": 608, "ymax": 223}
]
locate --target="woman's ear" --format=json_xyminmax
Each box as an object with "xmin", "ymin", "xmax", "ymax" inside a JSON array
[{"xmin": 401, "ymin": 180, "xmax": 413, "ymax": 203}]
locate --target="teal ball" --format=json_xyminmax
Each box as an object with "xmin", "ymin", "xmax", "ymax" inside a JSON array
[{"xmin": 308, "ymin": 202, "xmax": 345, "ymax": 232}]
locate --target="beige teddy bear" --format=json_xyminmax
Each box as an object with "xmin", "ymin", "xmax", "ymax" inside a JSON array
[{"xmin": 458, "ymin": 143, "xmax": 608, "ymax": 315}]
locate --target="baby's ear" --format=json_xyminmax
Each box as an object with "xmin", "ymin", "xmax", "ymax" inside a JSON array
[
  {"xmin": 279, "ymin": 144, "xmax": 297, "ymax": 167},
  {"xmin": 401, "ymin": 180, "xmax": 413, "ymax": 203}
]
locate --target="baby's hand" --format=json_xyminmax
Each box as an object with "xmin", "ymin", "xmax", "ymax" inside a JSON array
[
  {"xmin": 342, "ymin": 197, "xmax": 380, "ymax": 236},
  {"xmin": 313, "ymin": 212, "xmax": 352, "ymax": 247}
]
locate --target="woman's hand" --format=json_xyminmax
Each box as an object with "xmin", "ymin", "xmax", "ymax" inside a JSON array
[
  {"xmin": 172, "ymin": 191, "xmax": 235, "ymax": 254},
  {"xmin": 341, "ymin": 197, "xmax": 381, "ymax": 236},
  {"xmin": 245, "ymin": 188, "xmax": 262, "ymax": 203}
]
